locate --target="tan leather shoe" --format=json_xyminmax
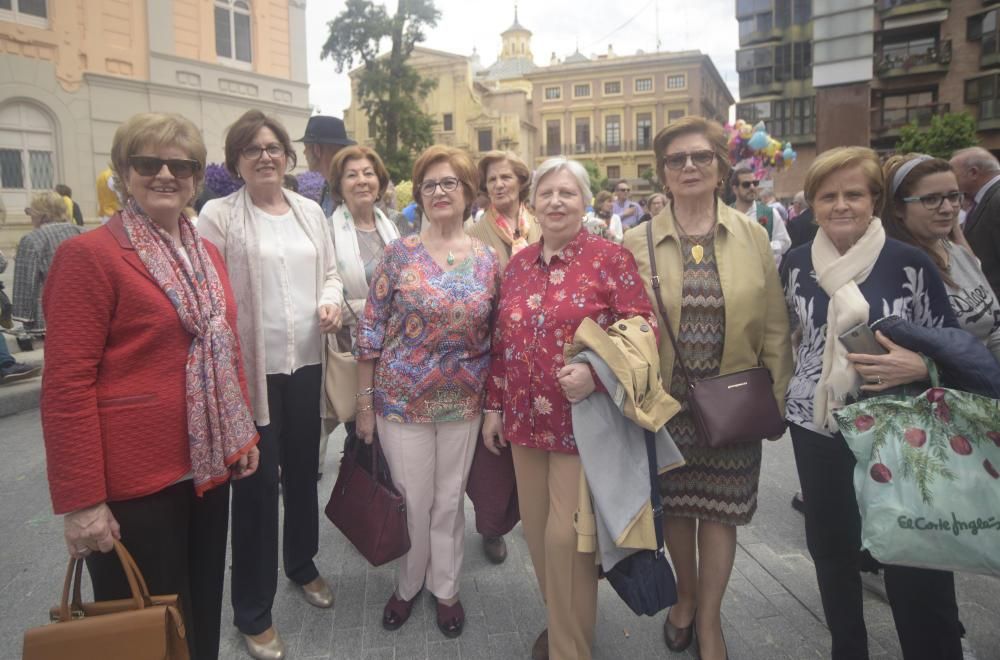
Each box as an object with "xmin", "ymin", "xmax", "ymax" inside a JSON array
[
  {"xmin": 531, "ymin": 628, "xmax": 549, "ymax": 660},
  {"xmin": 301, "ymin": 576, "xmax": 334, "ymax": 608},
  {"xmin": 244, "ymin": 627, "xmax": 285, "ymax": 660}
]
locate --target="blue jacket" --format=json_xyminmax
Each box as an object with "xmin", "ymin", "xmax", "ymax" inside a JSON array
[{"xmin": 873, "ymin": 315, "xmax": 1000, "ymax": 398}]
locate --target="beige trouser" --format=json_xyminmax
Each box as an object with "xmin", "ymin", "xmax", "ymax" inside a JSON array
[
  {"xmin": 512, "ymin": 444, "xmax": 598, "ymax": 660},
  {"xmin": 377, "ymin": 415, "xmax": 480, "ymax": 601}
]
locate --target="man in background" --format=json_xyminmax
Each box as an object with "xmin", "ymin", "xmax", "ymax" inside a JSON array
[
  {"xmin": 297, "ymin": 115, "xmax": 356, "ymax": 216},
  {"xmin": 951, "ymin": 147, "xmax": 1000, "ymax": 297},
  {"xmin": 612, "ymin": 179, "xmax": 642, "ymax": 229},
  {"xmin": 730, "ymin": 167, "xmax": 790, "ymax": 265}
]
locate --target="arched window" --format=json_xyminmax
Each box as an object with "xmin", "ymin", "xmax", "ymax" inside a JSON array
[
  {"xmin": 214, "ymin": 0, "xmax": 252, "ymax": 65},
  {"xmin": 0, "ymin": 101, "xmax": 57, "ymax": 210}
]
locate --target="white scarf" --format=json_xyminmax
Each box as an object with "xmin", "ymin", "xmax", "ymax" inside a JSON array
[{"xmin": 811, "ymin": 217, "xmax": 886, "ymax": 430}]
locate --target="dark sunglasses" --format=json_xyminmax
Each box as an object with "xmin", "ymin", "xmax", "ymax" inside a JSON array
[
  {"xmin": 901, "ymin": 191, "xmax": 964, "ymax": 210},
  {"xmin": 662, "ymin": 150, "xmax": 716, "ymax": 171},
  {"xmin": 739, "ymin": 180, "xmax": 761, "ymax": 189},
  {"xmin": 128, "ymin": 155, "xmax": 202, "ymax": 179}
]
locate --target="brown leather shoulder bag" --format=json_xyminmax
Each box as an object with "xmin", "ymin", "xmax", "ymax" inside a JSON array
[{"xmin": 644, "ymin": 221, "xmax": 785, "ymax": 447}]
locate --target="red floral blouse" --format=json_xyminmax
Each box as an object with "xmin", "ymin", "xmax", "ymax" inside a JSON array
[{"xmin": 485, "ymin": 229, "xmax": 658, "ymax": 453}]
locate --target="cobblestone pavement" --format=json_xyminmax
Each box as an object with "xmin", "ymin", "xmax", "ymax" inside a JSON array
[{"xmin": 2, "ymin": 409, "xmax": 998, "ymax": 659}]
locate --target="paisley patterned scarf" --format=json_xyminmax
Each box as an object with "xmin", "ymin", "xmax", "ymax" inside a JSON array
[
  {"xmin": 120, "ymin": 198, "xmax": 258, "ymax": 495},
  {"xmin": 486, "ymin": 204, "xmax": 532, "ymax": 255}
]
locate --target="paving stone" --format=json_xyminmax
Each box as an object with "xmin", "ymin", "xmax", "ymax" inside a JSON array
[{"xmin": 8, "ymin": 409, "xmax": 1000, "ymax": 659}]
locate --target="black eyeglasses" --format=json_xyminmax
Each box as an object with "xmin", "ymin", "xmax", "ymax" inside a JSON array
[
  {"xmin": 617, "ymin": 187, "xmax": 631, "ymax": 192},
  {"xmin": 128, "ymin": 155, "xmax": 201, "ymax": 179},
  {"xmin": 419, "ymin": 177, "xmax": 461, "ymax": 196},
  {"xmin": 662, "ymin": 150, "xmax": 716, "ymax": 171},
  {"xmin": 901, "ymin": 191, "xmax": 964, "ymax": 210},
  {"xmin": 739, "ymin": 180, "xmax": 761, "ymax": 189},
  {"xmin": 241, "ymin": 144, "xmax": 285, "ymax": 160}
]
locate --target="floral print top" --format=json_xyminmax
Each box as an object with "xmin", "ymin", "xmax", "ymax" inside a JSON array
[
  {"xmin": 485, "ymin": 229, "xmax": 657, "ymax": 453},
  {"xmin": 355, "ymin": 235, "xmax": 500, "ymax": 423}
]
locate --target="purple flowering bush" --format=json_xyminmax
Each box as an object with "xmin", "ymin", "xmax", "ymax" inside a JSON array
[
  {"xmin": 203, "ymin": 163, "xmax": 242, "ymax": 197},
  {"xmin": 296, "ymin": 170, "xmax": 325, "ymax": 203}
]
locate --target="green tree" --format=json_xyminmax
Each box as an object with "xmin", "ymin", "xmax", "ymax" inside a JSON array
[
  {"xmin": 581, "ymin": 160, "xmax": 602, "ymax": 196},
  {"xmin": 895, "ymin": 112, "xmax": 978, "ymax": 159},
  {"xmin": 322, "ymin": 0, "xmax": 441, "ymax": 181}
]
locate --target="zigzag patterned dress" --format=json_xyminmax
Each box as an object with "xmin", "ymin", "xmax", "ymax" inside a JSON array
[{"xmin": 658, "ymin": 232, "xmax": 762, "ymax": 526}]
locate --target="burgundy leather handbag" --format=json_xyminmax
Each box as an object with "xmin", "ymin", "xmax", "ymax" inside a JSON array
[
  {"xmin": 325, "ymin": 437, "xmax": 410, "ymax": 567},
  {"xmin": 644, "ymin": 221, "xmax": 785, "ymax": 447}
]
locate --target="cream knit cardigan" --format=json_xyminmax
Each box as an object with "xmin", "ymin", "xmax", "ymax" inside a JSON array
[{"xmin": 199, "ymin": 187, "xmax": 343, "ymax": 426}]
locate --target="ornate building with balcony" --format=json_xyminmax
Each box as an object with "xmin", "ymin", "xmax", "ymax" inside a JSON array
[
  {"xmin": 735, "ymin": 0, "xmax": 1000, "ymax": 198},
  {"xmin": 0, "ymin": 0, "xmax": 312, "ymax": 251},
  {"xmin": 344, "ymin": 11, "xmax": 733, "ymax": 192}
]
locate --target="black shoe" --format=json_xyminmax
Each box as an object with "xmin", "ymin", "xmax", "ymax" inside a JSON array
[
  {"xmin": 791, "ymin": 492, "xmax": 805, "ymax": 514},
  {"xmin": 482, "ymin": 535, "xmax": 507, "ymax": 564},
  {"xmin": 0, "ymin": 362, "xmax": 40, "ymax": 384},
  {"xmin": 663, "ymin": 607, "xmax": 695, "ymax": 652}
]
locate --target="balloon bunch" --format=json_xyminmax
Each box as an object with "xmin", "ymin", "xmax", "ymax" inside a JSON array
[{"xmin": 725, "ymin": 120, "xmax": 798, "ymax": 179}]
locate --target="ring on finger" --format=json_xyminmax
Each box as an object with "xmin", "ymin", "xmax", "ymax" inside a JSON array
[{"xmin": 876, "ymin": 376, "xmax": 882, "ymax": 385}]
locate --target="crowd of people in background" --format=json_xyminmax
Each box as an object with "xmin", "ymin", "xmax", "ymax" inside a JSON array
[{"xmin": 1, "ymin": 105, "xmax": 993, "ymax": 660}]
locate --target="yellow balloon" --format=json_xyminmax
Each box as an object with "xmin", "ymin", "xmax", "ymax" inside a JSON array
[{"xmin": 739, "ymin": 124, "xmax": 752, "ymax": 139}]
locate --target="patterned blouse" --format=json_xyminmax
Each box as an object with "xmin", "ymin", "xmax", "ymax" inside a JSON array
[
  {"xmin": 355, "ymin": 235, "xmax": 500, "ymax": 423},
  {"xmin": 781, "ymin": 238, "xmax": 958, "ymax": 436},
  {"xmin": 485, "ymin": 229, "xmax": 657, "ymax": 453}
]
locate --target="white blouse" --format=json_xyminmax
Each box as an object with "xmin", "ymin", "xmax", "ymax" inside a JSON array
[{"xmin": 256, "ymin": 207, "xmax": 321, "ymax": 375}]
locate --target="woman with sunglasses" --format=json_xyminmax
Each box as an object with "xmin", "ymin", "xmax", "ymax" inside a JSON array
[
  {"xmin": 880, "ymin": 154, "xmax": 1000, "ymax": 362},
  {"xmin": 41, "ymin": 113, "xmax": 260, "ymax": 660},
  {"xmin": 623, "ymin": 116, "xmax": 792, "ymax": 660},
  {"xmin": 199, "ymin": 109, "xmax": 343, "ymax": 660},
  {"xmin": 354, "ymin": 145, "xmax": 500, "ymax": 639}
]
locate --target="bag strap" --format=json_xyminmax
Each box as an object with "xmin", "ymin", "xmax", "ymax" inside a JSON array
[
  {"xmin": 644, "ymin": 221, "xmax": 694, "ymax": 388},
  {"xmin": 59, "ymin": 541, "xmax": 151, "ymax": 622},
  {"xmin": 644, "ymin": 429, "xmax": 665, "ymax": 556}
]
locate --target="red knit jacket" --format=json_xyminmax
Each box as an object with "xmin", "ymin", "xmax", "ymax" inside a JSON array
[{"xmin": 41, "ymin": 215, "xmax": 251, "ymax": 514}]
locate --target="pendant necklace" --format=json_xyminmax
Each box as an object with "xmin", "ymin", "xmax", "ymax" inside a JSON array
[
  {"xmin": 674, "ymin": 216, "xmax": 716, "ymax": 265},
  {"xmin": 447, "ymin": 250, "xmax": 456, "ymax": 265}
]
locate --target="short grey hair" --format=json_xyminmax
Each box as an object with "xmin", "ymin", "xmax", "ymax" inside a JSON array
[
  {"xmin": 530, "ymin": 157, "xmax": 591, "ymax": 206},
  {"xmin": 951, "ymin": 147, "xmax": 1000, "ymax": 173}
]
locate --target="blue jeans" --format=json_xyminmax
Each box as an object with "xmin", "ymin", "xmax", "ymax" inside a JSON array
[{"xmin": 0, "ymin": 336, "xmax": 14, "ymax": 368}]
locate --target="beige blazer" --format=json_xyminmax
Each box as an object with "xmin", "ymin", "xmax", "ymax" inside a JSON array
[
  {"xmin": 198, "ymin": 188, "xmax": 343, "ymax": 426},
  {"xmin": 622, "ymin": 202, "xmax": 793, "ymax": 413}
]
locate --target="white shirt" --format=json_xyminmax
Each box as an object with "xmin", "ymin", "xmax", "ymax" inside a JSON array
[
  {"xmin": 256, "ymin": 207, "xmax": 321, "ymax": 375},
  {"xmin": 741, "ymin": 200, "xmax": 791, "ymax": 266}
]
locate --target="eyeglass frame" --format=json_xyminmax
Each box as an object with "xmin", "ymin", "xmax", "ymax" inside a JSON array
[
  {"xmin": 419, "ymin": 176, "xmax": 461, "ymax": 196},
  {"xmin": 738, "ymin": 179, "xmax": 761, "ymax": 189},
  {"xmin": 240, "ymin": 144, "xmax": 287, "ymax": 160},
  {"xmin": 660, "ymin": 150, "xmax": 717, "ymax": 171},
  {"xmin": 901, "ymin": 191, "xmax": 965, "ymax": 211}
]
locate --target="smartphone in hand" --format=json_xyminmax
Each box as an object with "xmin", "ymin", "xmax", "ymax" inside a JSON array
[{"xmin": 838, "ymin": 322, "xmax": 887, "ymax": 355}]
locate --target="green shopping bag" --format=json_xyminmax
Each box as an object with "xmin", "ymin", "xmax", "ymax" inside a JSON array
[{"xmin": 833, "ymin": 385, "xmax": 1000, "ymax": 577}]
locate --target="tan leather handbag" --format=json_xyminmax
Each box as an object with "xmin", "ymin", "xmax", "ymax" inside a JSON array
[
  {"xmin": 22, "ymin": 541, "xmax": 189, "ymax": 660},
  {"xmin": 325, "ymin": 301, "xmax": 360, "ymax": 422}
]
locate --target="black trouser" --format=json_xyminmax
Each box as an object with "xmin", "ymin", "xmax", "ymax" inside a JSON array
[
  {"xmin": 231, "ymin": 364, "xmax": 322, "ymax": 635},
  {"xmin": 86, "ymin": 479, "xmax": 230, "ymax": 660},
  {"xmin": 790, "ymin": 423, "xmax": 963, "ymax": 660}
]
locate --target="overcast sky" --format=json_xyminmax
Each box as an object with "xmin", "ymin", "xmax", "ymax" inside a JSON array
[{"xmin": 303, "ymin": 0, "xmax": 740, "ymax": 118}]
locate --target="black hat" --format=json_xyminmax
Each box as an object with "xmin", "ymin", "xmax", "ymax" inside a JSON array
[{"xmin": 295, "ymin": 115, "xmax": 357, "ymax": 146}]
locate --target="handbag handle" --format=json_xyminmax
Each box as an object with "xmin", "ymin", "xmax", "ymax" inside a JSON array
[
  {"xmin": 644, "ymin": 221, "xmax": 695, "ymax": 389},
  {"xmin": 59, "ymin": 541, "xmax": 152, "ymax": 622}
]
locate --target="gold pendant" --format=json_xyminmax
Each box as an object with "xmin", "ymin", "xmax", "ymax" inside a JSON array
[{"xmin": 691, "ymin": 244, "xmax": 704, "ymax": 264}]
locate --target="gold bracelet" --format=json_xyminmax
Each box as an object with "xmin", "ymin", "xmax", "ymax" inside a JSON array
[
  {"xmin": 356, "ymin": 387, "xmax": 375, "ymax": 398},
  {"xmin": 356, "ymin": 404, "xmax": 374, "ymax": 412}
]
